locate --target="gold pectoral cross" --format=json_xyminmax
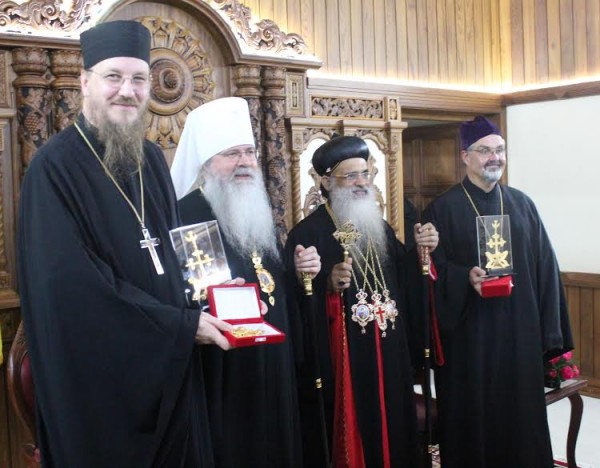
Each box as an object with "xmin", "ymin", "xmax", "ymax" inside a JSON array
[{"xmin": 140, "ymin": 226, "xmax": 165, "ymax": 275}]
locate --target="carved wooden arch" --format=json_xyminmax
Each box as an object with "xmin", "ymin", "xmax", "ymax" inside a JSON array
[{"xmin": 288, "ymin": 117, "xmax": 407, "ymax": 237}]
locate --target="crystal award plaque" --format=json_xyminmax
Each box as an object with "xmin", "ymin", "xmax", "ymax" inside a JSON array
[
  {"xmin": 169, "ymin": 221, "xmax": 231, "ymax": 302},
  {"xmin": 476, "ymin": 215, "xmax": 513, "ymax": 276}
]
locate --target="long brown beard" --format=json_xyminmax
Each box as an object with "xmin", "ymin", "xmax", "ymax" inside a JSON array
[{"xmin": 96, "ymin": 117, "xmax": 146, "ymax": 182}]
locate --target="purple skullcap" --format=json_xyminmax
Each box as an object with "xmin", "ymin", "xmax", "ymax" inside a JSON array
[
  {"xmin": 312, "ymin": 136, "xmax": 369, "ymax": 176},
  {"xmin": 460, "ymin": 116, "xmax": 502, "ymax": 150},
  {"xmin": 80, "ymin": 20, "xmax": 151, "ymax": 69}
]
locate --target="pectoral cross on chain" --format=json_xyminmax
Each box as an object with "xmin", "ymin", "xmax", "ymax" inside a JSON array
[{"xmin": 140, "ymin": 226, "xmax": 165, "ymax": 275}]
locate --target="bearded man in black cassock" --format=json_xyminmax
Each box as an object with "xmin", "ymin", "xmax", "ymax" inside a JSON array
[
  {"xmin": 423, "ymin": 116, "xmax": 573, "ymax": 468},
  {"xmin": 285, "ymin": 136, "xmax": 440, "ymax": 468},
  {"xmin": 17, "ymin": 21, "xmax": 233, "ymax": 468},
  {"xmin": 170, "ymin": 97, "xmax": 321, "ymax": 468}
]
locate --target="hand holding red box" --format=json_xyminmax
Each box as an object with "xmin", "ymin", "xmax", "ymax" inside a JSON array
[
  {"xmin": 208, "ymin": 283, "xmax": 285, "ymax": 347},
  {"xmin": 481, "ymin": 275, "xmax": 513, "ymax": 298}
]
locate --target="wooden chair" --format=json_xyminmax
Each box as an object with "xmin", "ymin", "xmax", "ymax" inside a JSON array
[{"xmin": 6, "ymin": 321, "xmax": 41, "ymax": 468}]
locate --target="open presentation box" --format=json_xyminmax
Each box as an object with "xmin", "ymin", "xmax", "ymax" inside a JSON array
[{"xmin": 208, "ymin": 283, "xmax": 285, "ymax": 347}]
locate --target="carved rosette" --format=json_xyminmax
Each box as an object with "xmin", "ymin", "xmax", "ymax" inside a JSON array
[
  {"xmin": 261, "ymin": 67, "xmax": 289, "ymax": 244},
  {"xmin": 233, "ymin": 64, "xmax": 262, "ymax": 158},
  {"xmin": 12, "ymin": 47, "xmax": 51, "ymax": 172},
  {"xmin": 50, "ymin": 50, "xmax": 81, "ymax": 132},
  {"xmin": 311, "ymin": 97, "xmax": 384, "ymax": 119},
  {"xmin": 139, "ymin": 17, "xmax": 215, "ymax": 149}
]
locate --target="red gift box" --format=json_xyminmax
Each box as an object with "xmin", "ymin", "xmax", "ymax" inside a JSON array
[
  {"xmin": 481, "ymin": 275, "xmax": 514, "ymax": 298},
  {"xmin": 208, "ymin": 283, "xmax": 286, "ymax": 347}
]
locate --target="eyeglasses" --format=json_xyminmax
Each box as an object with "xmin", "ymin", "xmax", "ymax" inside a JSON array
[
  {"xmin": 469, "ymin": 146, "xmax": 506, "ymax": 157},
  {"xmin": 330, "ymin": 170, "xmax": 371, "ymax": 182},
  {"xmin": 217, "ymin": 148, "xmax": 257, "ymax": 160},
  {"xmin": 87, "ymin": 69, "xmax": 151, "ymax": 89}
]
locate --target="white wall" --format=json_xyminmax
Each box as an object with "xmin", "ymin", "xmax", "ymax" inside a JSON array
[{"xmin": 507, "ymin": 95, "xmax": 600, "ymax": 274}]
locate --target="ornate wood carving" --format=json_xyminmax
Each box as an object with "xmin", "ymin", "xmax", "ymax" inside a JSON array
[
  {"xmin": 233, "ymin": 64, "xmax": 262, "ymax": 159},
  {"xmin": 311, "ymin": 96, "xmax": 384, "ymax": 119},
  {"xmin": 289, "ymin": 126, "xmax": 339, "ymax": 222},
  {"xmin": 285, "ymin": 72, "xmax": 305, "ymax": 117},
  {"xmin": 140, "ymin": 16, "xmax": 216, "ymax": 149},
  {"xmin": 49, "ymin": 49, "xmax": 80, "ymax": 132},
  {"xmin": 11, "ymin": 47, "xmax": 51, "ymax": 174},
  {"xmin": 0, "ymin": 51, "xmax": 9, "ymax": 108},
  {"xmin": 212, "ymin": 0, "xmax": 309, "ymax": 55},
  {"xmin": 0, "ymin": 0, "xmax": 95, "ymax": 34},
  {"xmin": 261, "ymin": 66, "xmax": 289, "ymax": 244}
]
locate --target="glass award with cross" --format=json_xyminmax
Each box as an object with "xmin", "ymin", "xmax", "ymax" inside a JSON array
[
  {"xmin": 476, "ymin": 214, "xmax": 515, "ymax": 297},
  {"xmin": 169, "ymin": 221, "xmax": 231, "ymax": 302}
]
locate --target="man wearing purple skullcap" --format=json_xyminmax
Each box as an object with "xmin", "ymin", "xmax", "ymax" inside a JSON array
[
  {"xmin": 423, "ymin": 116, "xmax": 573, "ymax": 467},
  {"xmin": 285, "ymin": 135, "xmax": 440, "ymax": 467},
  {"xmin": 17, "ymin": 20, "xmax": 229, "ymax": 467}
]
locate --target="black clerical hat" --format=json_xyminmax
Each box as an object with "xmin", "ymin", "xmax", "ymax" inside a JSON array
[
  {"xmin": 80, "ymin": 20, "xmax": 151, "ymax": 69},
  {"xmin": 460, "ymin": 116, "xmax": 502, "ymax": 150},
  {"xmin": 312, "ymin": 136, "xmax": 369, "ymax": 176}
]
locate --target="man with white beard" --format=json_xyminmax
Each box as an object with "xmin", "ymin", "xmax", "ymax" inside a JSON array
[
  {"xmin": 170, "ymin": 96, "xmax": 320, "ymax": 468},
  {"xmin": 17, "ymin": 20, "xmax": 230, "ymax": 467},
  {"xmin": 285, "ymin": 135, "xmax": 439, "ymax": 468}
]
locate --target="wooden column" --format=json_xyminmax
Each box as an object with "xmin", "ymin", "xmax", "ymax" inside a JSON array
[
  {"xmin": 232, "ymin": 64, "xmax": 263, "ymax": 159},
  {"xmin": 261, "ymin": 66, "xmax": 289, "ymax": 243},
  {"xmin": 11, "ymin": 48, "xmax": 51, "ymax": 176},
  {"xmin": 50, "ymin": 50, "xmax": 81, "ymax": 132}
]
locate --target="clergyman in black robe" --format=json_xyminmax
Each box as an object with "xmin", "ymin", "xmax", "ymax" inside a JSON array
[
  {"xmin": 171, "ymin": 97, "xmax": 321, "ymax": 467},
  {"xmin": 285, "ymin": 136, "xmax": 440, "ymax": 468},
  {"xmin": 423, "ymin": 116, "xmax": 573, "ymax": 468},
  {"xmin": 17, "ymin": 21, "xmax": 231, "ymax": 468}
]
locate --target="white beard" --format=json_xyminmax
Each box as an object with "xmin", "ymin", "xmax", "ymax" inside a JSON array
[
  {"xmin": 329, "ymin": 185, "xmax": 388, "ymax": 263},
  {"xmin": 202, "ymin": 167, "xmax": 280, "ymax": 262}
]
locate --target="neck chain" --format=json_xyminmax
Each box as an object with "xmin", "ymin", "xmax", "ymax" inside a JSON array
[
  {"xmin": 74, "ymin": 122, "xmax": 164, "ymax": 275},
  {"xmin": 325, "ymin": 203, "xmax": 398, "ymax": 337},
  {"xmin": 461, "ymin": 182, "xmax": 504, "ymax": 217}
]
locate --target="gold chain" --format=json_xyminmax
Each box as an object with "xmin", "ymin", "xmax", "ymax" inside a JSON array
[
  {"xmin": 461, "ymin": 182, "xmax": 503, "ymax": 217},
  {"xmin": 74, "ymin": 122, "xmax": 145, "ymax": 227}
]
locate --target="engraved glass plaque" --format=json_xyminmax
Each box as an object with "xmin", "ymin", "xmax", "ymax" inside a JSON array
[
  {"xmin": 476, "ymin": 215, "xmax": 513, "ymax": 276},
  {"xmin": 169, "ymin": 221, "xmax": 231, "ymax": 302}
]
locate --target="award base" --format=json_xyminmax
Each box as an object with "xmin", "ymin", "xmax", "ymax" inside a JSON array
[
  {"xmin": 208, "ymin": 283, "xmax": 285, "ymax": 347},
  {"xmin": 481, "ymin": 275, "xmax": 513, "ymax": 298}
]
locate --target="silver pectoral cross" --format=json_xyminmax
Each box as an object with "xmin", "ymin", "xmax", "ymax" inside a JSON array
[{"xmin": 140, "ymin": 226, "xmax": 165, "ymax": 275}]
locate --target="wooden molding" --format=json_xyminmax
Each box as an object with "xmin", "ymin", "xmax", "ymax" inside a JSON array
[
  {"xmin": 561, "ymin": 271, "xmax": 600, "ymax": 288},
  {"xmin": 502, "ymin": 81, "xmax": 600, "ymax": 106}
]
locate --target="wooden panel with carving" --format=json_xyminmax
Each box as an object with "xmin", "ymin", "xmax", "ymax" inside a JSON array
[{"xmin": 562, "ymin": 272, "xmax": 600, "ymax": 397}]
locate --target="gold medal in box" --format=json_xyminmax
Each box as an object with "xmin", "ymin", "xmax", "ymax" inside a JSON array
[
  {"xmin": 169, "ymin": 221, "xmax": 231, "ymax": 302},
  {"xmin": 476, "ymin": 214, "xmax": 515, "ymax": 297},
  {"xmin": 208, "ymin": 283, "xmax": 286, "ymax": 347}
]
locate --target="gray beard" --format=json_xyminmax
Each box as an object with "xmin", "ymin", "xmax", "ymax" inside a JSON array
[
  {"xmin": 329, "ymin": 185, "xmax": 389, "ymax": 263},
  {"xmin": 98, "ymin": 118, "xmax": 145, "ymax": 183},
  {"xmin": 202, "ymin": 168, "xmax": 280, "ymax": 262}
]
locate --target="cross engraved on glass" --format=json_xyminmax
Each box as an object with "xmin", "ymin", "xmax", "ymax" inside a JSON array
[{"xmin": 169, "ymin": 221, "xmax": 231, "ymax": 302}]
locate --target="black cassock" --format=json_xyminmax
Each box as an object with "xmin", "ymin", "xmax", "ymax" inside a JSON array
[
  {"xmin": 17, "ymin": 117, "xmax": 213, "ymax": 468},
  {"xmin": 423, "ymin": 176, "xmax": 573, "ymax": 468},
  {"xmin": 178, "ymin": 189, "xmax": 302, "ymax": 468},
  {"xmin": 285, "ymin": 204, "xmax": 423, "ymax": 468}
]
